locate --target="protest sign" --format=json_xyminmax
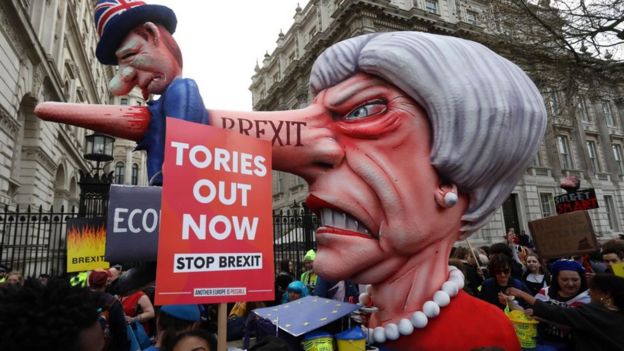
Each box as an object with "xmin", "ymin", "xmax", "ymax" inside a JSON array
[
  {"xmin": 67, "ymin": 217, "xmax": 109, "ymax": 272},
  {"xmin": 155, "ymin": 118, "xmax": 273, "ymax": 305},
  {"xmin": 528, "ymin": 211, "xmax": 598, "ymax": 258},
  {"xmin": 106, "ymin": 185, "xmax": 161, "ymax": 262},
  {"xmin": 555, "ymin": 189, "xmax": 598, "ymax": 214},
  {"xmin": 612, "ymin": 262, "xmax": 624, "ymax": 278}
]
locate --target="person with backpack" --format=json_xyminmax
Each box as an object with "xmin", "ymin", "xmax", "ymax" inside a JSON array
[{"xmin": 88, "ymin": 270, "xmax": 130, "ymax": 351}]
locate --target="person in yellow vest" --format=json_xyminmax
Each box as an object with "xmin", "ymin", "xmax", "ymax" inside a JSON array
[
  {"xmin": 300, "ymin": 250, "xmax": 318, "ymax": 294},
  {"xmin": 70, "ymin": 271, "xmax": 89, "ymax": 287},
  {"xmin": 0, "ymin": 265, "xmax": 8, "ymax": 284}
]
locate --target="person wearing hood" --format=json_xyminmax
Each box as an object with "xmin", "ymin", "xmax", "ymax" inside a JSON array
[
  {"xmin": 300, "ymin": 249, "xmax": 318, "ymax": 294},
  {"xmin": 281, "ymin": 280, "xmax": 309, "ymax": 303}
]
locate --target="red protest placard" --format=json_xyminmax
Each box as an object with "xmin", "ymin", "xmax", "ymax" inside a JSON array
[{"xmin": 155, "ymin": 118, "xmax": 274, "ymax": 305}]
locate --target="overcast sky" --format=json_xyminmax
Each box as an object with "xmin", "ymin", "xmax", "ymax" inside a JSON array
[{"xmin": 150, "ymin": 1, "xmax": 310, "ymax": 111}]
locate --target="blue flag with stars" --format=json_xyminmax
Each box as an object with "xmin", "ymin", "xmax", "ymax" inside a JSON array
[{"xmin": 252, "ymin": 296, "xmax": 360, "ymax": 337}]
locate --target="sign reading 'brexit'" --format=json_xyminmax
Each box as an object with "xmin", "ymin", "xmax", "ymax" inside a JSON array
[
  {"xmin": 554, "ymin": 189, "xmax": 598, "ymax": 215},
  {"xmin": 155, "ymin": 118, "xmax": 274, "ymax": 305}
]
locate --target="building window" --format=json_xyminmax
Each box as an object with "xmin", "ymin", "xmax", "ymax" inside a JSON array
[
  {"xmin": 539, "ymin": 193, "xmax": 554, "ymax": 217},
  {"xmin": 613, "ymin": 144, "xmax": 624, "ymax": 174},
  {"xmin": 114, "ymin": 162, "xmax": 125, "ymax": 184},
  {"xmin": 586, "ymin": 140, "xmax": 600, "ymax": 172},
  {"xmin": 603, "ymin": 101, "xmax": 615, "ymax": 127},
  {"xmin": 549, "ymin": 90, "xmax": 560, "ymax": 116},
  {"xmin": 308, "ymin": 26, "xmax": 317, "ymax": 40},
  {"xmin": 466, "ymin": 10, "xmax": 477, "ymax": 25},
  {"xmin": 578, "ymin": 98, "xmax": 589, "ymax": 122},
  {"xmin": 604, "ymin": 195, "xmax": 619, "ymax": 231},
  {"xmin": 557, "ymin": 135, "xmax": 573, "ymax": 170},
  {"xmin": 120, "ymin": 98, "xmax": 128, "ymax": 105},
  {"xmin": 425, "ymin": 0, "xmax": 439, "ymax": 14},
  {"xmin": 131, "ymin": 163, "xmax": 139, "ymax": 185}
]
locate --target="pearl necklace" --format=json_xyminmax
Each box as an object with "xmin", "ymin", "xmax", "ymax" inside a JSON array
[{"xmin": 359, "ymin": 265, "xmax": 465, "ymax": 344}]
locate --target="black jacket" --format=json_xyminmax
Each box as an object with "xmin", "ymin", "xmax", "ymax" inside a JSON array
[{"xmin": 534, "ymin": 300, "xmax": 624, "ymax": 351}]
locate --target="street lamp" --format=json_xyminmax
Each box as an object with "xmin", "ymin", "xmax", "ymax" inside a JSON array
[
  {"xmin": 84, "ymin": 132, "xmax": 115, "ymax": 171},
  {"xmin": 79, "ymin": 132, "xmax": 115, "ymax": 217}
]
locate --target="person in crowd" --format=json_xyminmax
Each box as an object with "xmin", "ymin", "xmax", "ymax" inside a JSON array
[
  {"xmin": 505, "ymin": 228, "xmax": 519, "ymax": 245},
  {"xmin": 0, "ymin": 264, "xmax": 8, "ymax": 283},
  {"xmin": 145, "ymin": 304, "xmax": 202, "ymax": 351},
  {"xmin": 164, "ymin": 328, "xmax": 215, "ymax": 351},
  {"xmin": 70, "ymin": 271, "xmax": 89, "ymax": 287},
  {"xmin": 478, "ymin": 254, "xmax": 530, "ymax": 310},
  {"xmin": 121, "ymin": 285, "xmax": 156, "ymax": 337},
  {"xmin": 314, "ymin": 276, "xmax": 360, "ymax": 303},
  {"xmin": 489, "ymin": 242, "xmax": 524, "ymax": 280},
  {"xmin": 518, "ymin": 230, "xmax": 534, "ymax": 249},
  {"xmin": 522, "ymin": 253, "xmax": 550, "ymax": 296},
  {"xmin": 0, "ymin": 277, "xmax": 104, "ymax": 351},
  {"xmin": 38, "ymin": 273, "xmax": 51, "ymax": 286},
  {"xmin": 275, "ymin": 259, "xmax": 294, "ymax": 304},
  {"xmin": 227, "ymin": 301, "xmax": 265, "ymax": 341},
  {"xmin": 532, "ymin": 259, "xmax": 590, "ymax": 349},
  {"xmin": 300, "ymin": 249, "xmax": 318, "ymax": 294},
  {"xmin": 282, "ymin": 280, "xmax": 309, "ymax": 303},
  {"xmin": 601, "ymin": 239, "xmax": 624, "ymax": 271},
  {"xmin": 5, "ymin": 271, "xmax": 24, "ymax": 286},
  {"xmin": 506, "ymin": 274, "xmax": 624, "ymax": 351},
  {"xmin": 88, "ymin": 269, "xmax": 130, "ymax": 351},
  {"xmin": 463, "ymin": 248, "xmax": 487, "ymax": 296},
  {"xmin": 105, "ymin": 264, "xmax": 123, "ymax": 295}
]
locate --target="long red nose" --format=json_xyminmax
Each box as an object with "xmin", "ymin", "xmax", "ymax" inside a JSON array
[{"xmin": 34, "ymin": 102, "xmax": 336, "ymax": 174}]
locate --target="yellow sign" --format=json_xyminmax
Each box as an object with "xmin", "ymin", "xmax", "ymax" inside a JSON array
[
  {"xmin": 66, "ymin": 218, "xmax": 109, "ymax": 273},
  {"xmin": 612, "ymin": 262, "xmax": 624, "ymax": 278}
]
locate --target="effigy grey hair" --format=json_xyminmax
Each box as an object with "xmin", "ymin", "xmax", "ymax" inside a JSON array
[{"xmin": 310, "ymin": 32, "xmax": 547, "ymax": 237}]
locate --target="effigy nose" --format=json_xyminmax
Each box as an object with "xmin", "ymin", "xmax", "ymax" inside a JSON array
[
  {"xmin": 109, "ymin": 66, "xmax": 137, "ymax": 96},
  {"xmin": 208, "ymin": 104, "xmax": 338, "ymax": 175}
]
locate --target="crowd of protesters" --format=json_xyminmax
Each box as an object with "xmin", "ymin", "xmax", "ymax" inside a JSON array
[{"xmin": 450, "ymin": 229, "xmax": 624, "ymax": 350}]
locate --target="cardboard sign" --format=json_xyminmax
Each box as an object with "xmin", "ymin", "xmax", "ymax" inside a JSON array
[
  {"xmin": 555, "ymin": 189, "xmax": 598, "ymax": 214},
  {"xmin": 106, "ymin": 185, "xmax": 162, "ymax": 262},
  {"xmin": 528, "ymin": 211, "xmax": 598, "ymax": 258},
  {"xmin": 66, "ymin": 217, "xmax": 109, "ymax": 272},
  {"xmin": 155, "ymin": 118, "xmax": 274, "ymax": 305}
]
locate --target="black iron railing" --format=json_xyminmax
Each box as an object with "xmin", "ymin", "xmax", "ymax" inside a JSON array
[
  {"xmin": 0, "ymin": 204, "xmax": 319, "ymax": 279},
  {"xmin": 273, "ymin": 205, "xmax": 319, "ymax": 278},
  {"xmin": 0, "ymin": 205, "xmax": 77, "ymax": 278}
]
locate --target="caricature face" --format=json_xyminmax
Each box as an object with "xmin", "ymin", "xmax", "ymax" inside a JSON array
[
  {"xmin": 110, "ymin": 23, "xmax": 181, "ymax": 99},
  {"xmin": 300, "ymin": 73, "xmax": 466, "ymax": 283}
]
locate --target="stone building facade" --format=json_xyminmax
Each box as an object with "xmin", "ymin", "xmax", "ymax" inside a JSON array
[
  {"xmin": 0, "ymin": 0, "xmax": 148, "ymax": 210},
  {"xmin": 251, "ymin": 0, "xmax": 623, "ymax": 245}
]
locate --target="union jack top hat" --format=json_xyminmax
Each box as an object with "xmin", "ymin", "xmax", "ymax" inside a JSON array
[{"xmin": 94, "ymin": 0, "xmax": 177, "ymax": 65}]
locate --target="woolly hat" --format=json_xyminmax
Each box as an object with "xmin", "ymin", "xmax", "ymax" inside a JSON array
[
  {"xmin": 94, "ymin": 0, "xmax": 177, "ymax": 65},
  {"xmin": 551, "ymin": 260, "xmax": 585, "ymax": 276},
  {"xmin": 160, "ymin": 304, "xmax": 201, "ymax": 322},
  {"xmin": 303, "ymin": 249, "xmax": 316, "ymax": 262},
  {"xmin": 88, "ymin": 269, "xmax": 112, "ymax": 288}
]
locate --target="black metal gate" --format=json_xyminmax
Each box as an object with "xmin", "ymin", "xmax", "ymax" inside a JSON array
[
  {"xmin": 0, "ymin": 205, "xmax": 77, "ymax": 278},
  {"xmin": 0, "ymin": 204, "xmax": 320, "ymax": 279},
  {"xmin": 273, "ymin": 206, "xmax": 319, "ymax": 278}
]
